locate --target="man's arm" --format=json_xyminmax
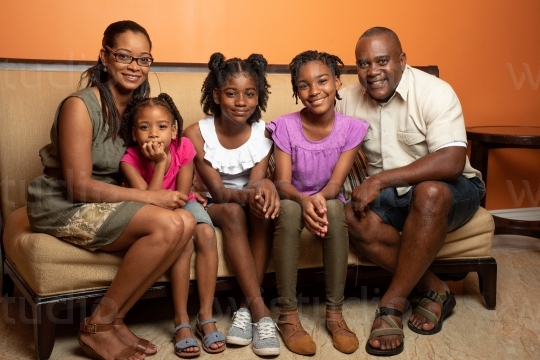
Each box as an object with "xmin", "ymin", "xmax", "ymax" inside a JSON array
[{"xmin": 351, "ymin": 146, "xmax": 466, "ymax": 214}]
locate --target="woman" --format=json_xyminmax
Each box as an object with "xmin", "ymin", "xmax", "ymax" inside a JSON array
[{"xmin": 27, "ymin": 20, "xmax": 195, "ymax": 360}]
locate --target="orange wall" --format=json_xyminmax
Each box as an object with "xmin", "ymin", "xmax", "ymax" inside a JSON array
[{"xmin": 1, "ymin": 0, "xmax": 539, "ymax": 210}]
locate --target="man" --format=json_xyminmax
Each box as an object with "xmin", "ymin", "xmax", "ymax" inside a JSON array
[{"xmin": 336, "ymin": 27, "xmax": 485, "ymax": 356}]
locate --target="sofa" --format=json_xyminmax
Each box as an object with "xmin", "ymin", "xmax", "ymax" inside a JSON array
[{"xmin": 0, "ymin": 64, "xmax": 496, "ymax": 360}]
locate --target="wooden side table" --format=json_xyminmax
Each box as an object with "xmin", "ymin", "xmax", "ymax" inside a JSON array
[{"xmin": 466, "ymin": 126, "xmax": 540, "ymax": 238}]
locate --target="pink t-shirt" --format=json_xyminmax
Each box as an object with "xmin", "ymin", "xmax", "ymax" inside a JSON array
[
  {"xmin": 121, "ymin": 137, "xmax": 197, "ymax": 201},
  {"xmin": 266, "ymin": 110, "xmax": 369, "ymax": 203}
]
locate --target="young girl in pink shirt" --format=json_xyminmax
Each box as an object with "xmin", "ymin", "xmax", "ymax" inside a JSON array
[{"xmin": 121, "ymin": 94, "xmax": 225, "ymax": 358}]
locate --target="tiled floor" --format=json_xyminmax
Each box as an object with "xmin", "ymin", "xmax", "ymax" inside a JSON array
[{"xmin": 1, "ymin": 234, "xmax": 539, "ymax": 359}]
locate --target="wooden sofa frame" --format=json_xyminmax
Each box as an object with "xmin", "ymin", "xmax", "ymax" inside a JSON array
[{"xmin": 0, "ymin": 63, "xmax": 497, "ymax": 360}]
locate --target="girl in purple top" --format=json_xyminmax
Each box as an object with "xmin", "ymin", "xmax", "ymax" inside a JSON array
[
  {"xmin": 266, "ymin": 50, "xmax": 368, "ymax": 356},
  {"xmin": 120, "ymin": 94, "xmax": 225, "ymax": 357}
]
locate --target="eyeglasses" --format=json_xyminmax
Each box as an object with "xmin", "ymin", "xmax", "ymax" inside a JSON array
[{"xmin": 105, "ymin": 46, "xmax": 154, "ymax": 67}]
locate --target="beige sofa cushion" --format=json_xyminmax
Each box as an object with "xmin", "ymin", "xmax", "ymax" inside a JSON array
[
  {"xmin": 3, "ymin": 206, "xmax": 361, "ymax": 296},
  {"xmin": 4, "ymin": 205, "xmax": 493, "ymax": 297}
]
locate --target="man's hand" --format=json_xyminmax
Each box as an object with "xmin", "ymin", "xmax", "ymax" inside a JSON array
[{"xmin": 351, "ymin": 176, "xmax": 382, "ymax": 218}]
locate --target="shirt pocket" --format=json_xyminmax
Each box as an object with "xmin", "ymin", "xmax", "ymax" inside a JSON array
[{"xmin": 396, "ymin": 131, "xmax": 427, "ymax": 159}]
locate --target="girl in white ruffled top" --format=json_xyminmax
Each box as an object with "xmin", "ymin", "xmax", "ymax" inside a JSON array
[{"xmin": 184, "ymin": 52, "xmax": 281, "ymax": 357}]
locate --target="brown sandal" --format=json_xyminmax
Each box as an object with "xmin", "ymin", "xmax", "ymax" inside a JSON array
[
  {"xmin": 277, "ymin": 310, "xmax": 316, "ymax": 355},
  {"xmin": 78, "ymin": 317, "xmax": 142, "ymax": 360},
  {"xmin": 325, "ymin": 309, "xmax": 359, "ymax": 354},
  {"xmin": 113, "ymin": 317, "xmax": 157, "ymax": 355}
]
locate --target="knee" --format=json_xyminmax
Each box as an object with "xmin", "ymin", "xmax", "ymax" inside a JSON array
[
  {"xmin": 276, "ymin": 199, "xmax": 301, "ymax": 222},
  {"xmin": 194, "ymin": 224, "xmax": 217, "ymax": 251},
  {"xmin": 326, "ymin": 200, "xmax": 345, "ymax": 222},
  {"xmin": 412, "ymin": 182, "xmax": 452, "ymax": 214},
  {"xmin": 219, "ymin": 204, "xmax": 246, "ymax": 231}
]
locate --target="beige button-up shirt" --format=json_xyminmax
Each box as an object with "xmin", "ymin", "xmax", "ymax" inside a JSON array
[{"xmin": 336, "ymin": 65, "xmax": 480, "ymax": 195}]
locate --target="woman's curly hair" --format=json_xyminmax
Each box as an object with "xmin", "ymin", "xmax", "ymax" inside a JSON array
[{"xmin": 200, "ymin": 52, "xmax": 270, "ymax": 125}]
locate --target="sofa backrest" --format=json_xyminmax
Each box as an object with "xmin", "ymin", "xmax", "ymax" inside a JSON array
[
  {"xmin": 0, "ymin": 65, "xmax": 438, "ymax": 221},
  {"xmin": 0, "ymin": 67, "xmax": 358, "ymax": 220}
]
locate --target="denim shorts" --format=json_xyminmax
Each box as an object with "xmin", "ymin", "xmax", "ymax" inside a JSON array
[
  {"xmin": 369, "ymin": 176, "xmax": 485, "ymax": 232},
  {"xmin": 184, "ymin": 201, "xmax": 214, "ymax": 228}
]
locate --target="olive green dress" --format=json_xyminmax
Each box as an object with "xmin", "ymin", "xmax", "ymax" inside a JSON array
[{"xmin": 27, "ymin": 88, "xmax": 145, "ymax": 250}]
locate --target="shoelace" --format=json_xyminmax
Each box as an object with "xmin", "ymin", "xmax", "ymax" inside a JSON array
[
  {"xmin": 231, "ymin": 311, "xmax": 251, "ymax": 331},
  {"xmin": 254, "ymin": 321, "xmax": 277, "ymax": 340}
]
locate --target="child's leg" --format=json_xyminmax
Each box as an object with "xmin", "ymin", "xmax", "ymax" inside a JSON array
[
  {"xmin": 273, "ymin": 199, "xmax": 316, "ymax": 355},
  {"xmin": 193, "ymin": 222, "xmax": 224, "ymax": 350},
  {"xmin": 323, "ymin": 200, "xmax": 358, "ymax": 353},
  {"xmin": 170, "ymin": 209, "xmax": 199, "ymax": 355},
  {"xmin": 207, "ymin": 203, "xmax": 270, "ymax": 322},
  {"xmin": 273, "ymin": 199, "xmax": 303, "ymax": 311},
  {"xmin": 246, "ymin": 204, "xmax": 274, "ymax": 318}
]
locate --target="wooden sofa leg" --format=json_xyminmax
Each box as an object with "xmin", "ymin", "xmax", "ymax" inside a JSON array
[
  {"xmin": 477, "ymin": 260, "xmax": 497, "ymax": 310},
  {"xmin": 2, "ymin": 273, "xmax": 14, "ymax": 296},
  {"xmin": 33, "ymin": 302, "xmax": 58, "ymax": 360}
]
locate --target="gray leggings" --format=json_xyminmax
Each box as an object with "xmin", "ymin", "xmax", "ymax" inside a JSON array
[{"xmin": 273, "ymin": 199, "xmax": 349, "ymax": 311}]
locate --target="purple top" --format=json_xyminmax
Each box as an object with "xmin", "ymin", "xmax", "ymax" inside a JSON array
[{"xmin": 266, "ymin": 110, "xmax": 369, "ymax": 202}]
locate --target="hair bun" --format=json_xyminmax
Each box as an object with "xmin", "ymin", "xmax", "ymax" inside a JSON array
[
  {"xmin": 247, "ymin": 53, "xmax": 268, "ymax": 72},
  {"xmin": 209, "ymin": 52, "xmax": 225, "ymax": 71}
]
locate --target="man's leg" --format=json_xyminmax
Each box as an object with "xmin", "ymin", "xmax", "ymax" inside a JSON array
[{"xmin": 346, "ymin": 181, "xmax": 452, "ymax": 352}]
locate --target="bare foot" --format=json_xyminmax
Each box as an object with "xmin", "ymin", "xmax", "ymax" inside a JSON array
[
  {"xmin": 368, "ymin": 314, "xmax": 403, "ymax": 351},
  {"xmin": 79, "ymin": 325, "xmax": 146, "ymax": 360},
  {"xmin": 198, "ymin": 316, "xmax": 225, "ymax": 351},
  {"xmin": 113, "ymin": 321, "xmax": 157, "ymax": 355},
  {"xmin": 174, "ymin": 325, "xmax": 200, "ymax": 355},
  {"xmin": 408, "ymin": 281, "xmax": 447, "ymax": 332}
]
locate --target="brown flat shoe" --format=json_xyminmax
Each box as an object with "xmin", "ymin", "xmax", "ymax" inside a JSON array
[
  {"xmin": 78, "ymin": 317, "xmax": 143, "ymax": 360},
  {"xmin": 326, "ymin": 309, "xmax": 359, "ymax": 354},
  {"xmin": 113, "ymin": 317, "xmax": 157, "ymax": 355},
  {"xmin": 277, "ymin": 310, "xmax": 316, "ymax": 356}
]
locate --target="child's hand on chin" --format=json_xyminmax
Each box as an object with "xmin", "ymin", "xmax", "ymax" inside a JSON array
[{"xmin": 141, "ymin": 140, "xmax": 167, "ymax": 163}]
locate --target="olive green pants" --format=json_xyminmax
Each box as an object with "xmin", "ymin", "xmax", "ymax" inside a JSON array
[{"xmin": 273, "ymin": 199, "xmax": 349, "ymax": 311}]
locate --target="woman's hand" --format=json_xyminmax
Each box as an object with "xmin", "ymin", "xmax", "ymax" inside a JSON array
[
  {"xmin": 301, "ymin": 193, "xmax": 328, "ymax": 237},
  {"xmin": 249, "ymin": 179, "xmax": 280, "ymax": 219},
  {"xmin": 146, "ymin": 189, "xmax": 189, "ymax": 210},
  {"xmin": 141, "ymin": 140, "xmax": 167, "ymax": 164}
]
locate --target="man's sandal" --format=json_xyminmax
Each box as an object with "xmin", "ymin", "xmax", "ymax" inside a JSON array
[
  {"xmin": 407, "ymin": 282, "xmax": 456, "ymax": 335},
  {"xmin": 195, "ymin": 315, "xmax": 226, "ymax": 354},
  {"xmin": 78, "ymin": 317, "xmax": 143, "ymax": 360},
  {"xmin": 173, "ymin": 324, "xmax": 201, "ymax": 358},
  {"xmin": 326, "ymin": 309, "xmax": 359, "ymax": 354},
  {"xmin": 365, "ymin": 307, "xmax": 405, "ymax": 357},
  {"xmin": 276, "ymin": 309, "xmax": 316, "ymax": 355},
  {"xmin": 113, "ymin": 317, "xmax": 157, "ymax": 355}
]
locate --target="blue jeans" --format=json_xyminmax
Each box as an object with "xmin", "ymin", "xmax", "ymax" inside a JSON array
[{"xmin": 369, "ymin": 176, "xmax": 485, "ymax": 232}]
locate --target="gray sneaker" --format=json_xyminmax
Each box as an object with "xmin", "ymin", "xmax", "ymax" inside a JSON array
[
  {"xmin": 226, "ymin": 308, "xmax": 252, "ymax": 345},
  {"xmin": 252, "ymin": 317, "xmax": 280, "ymax": 356}
]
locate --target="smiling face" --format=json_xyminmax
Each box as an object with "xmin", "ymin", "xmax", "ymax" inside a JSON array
[
  {"xmin": 100, "ymin": 31, "xmax": 152, "ymax": 94},
  {"xmin": 355, "ymin": 34, "xmax": 406, "ymax": 102},
  {"xmin": 296, "ymin": 60, "xmax": 341, "ymax": 116},
  {"xmin": 213, "ymin": 73, "xmax": 258, "ymax": 125},
  {"xmin": 132, "ymin": 106, "xmax": 177, "ymax": 150}
]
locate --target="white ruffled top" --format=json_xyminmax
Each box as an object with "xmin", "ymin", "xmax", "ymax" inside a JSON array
[{"xmin": 195, "ymin": 117, "xmax": 273, "ymax": 196}]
